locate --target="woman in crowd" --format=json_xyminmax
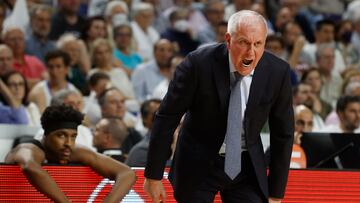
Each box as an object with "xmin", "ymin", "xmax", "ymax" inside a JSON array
[{"xmin": 2, "ymin": 71, "xmax": 41, "ymax": 126}]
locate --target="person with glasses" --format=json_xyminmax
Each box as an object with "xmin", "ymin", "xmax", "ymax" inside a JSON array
[{"xmin": 2, "ymin": 71, "xmax": 41, "ymax": 126}]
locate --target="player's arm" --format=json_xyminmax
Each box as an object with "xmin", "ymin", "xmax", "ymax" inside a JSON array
[
  {"xmin": 72, "ymin": 147, "xmax": 136, "ymax": 202},
  {"xmin": 5, "ymin": 144, "xmax": 71, "ymax": 203}
]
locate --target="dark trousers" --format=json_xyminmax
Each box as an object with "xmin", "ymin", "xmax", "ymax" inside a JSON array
[{"xmin": 178, "ymin": 152, "xmax": 266, "ymax": 203}]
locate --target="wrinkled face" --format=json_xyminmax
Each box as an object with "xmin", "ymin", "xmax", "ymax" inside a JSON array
[
  {"xmin": 32, "ymin": 10, "xmax": 51, "ymax": 38},
  {"xmin": 87, "ymin": 20, "xmax": 107, "ymax": 41},
  {"xmin": 0, "ymin": 48, "xmax": 13, "ymax": 76},
  {"xmin": 47, "ymin": 57, "xmax": 69, "ymax": 82},
  {"xmin": 102, "ymin": 89, "xmax": 126, "ymax": 118},
  {"xmin": 6, "ymin": 73, "xmax": 25, "ymax": 102},
  {"xmin": 44, "ymin": 129, "xmax": 77, "ymax": 164},
  {"xmin": 114, "ymin": 26, "xmax": 132, "ymax": 50},
  {"xmin": 225, "ymin": 20, "xmax": 266, "ymax": 76},
  {"xmin": 4, "ymin": 29, "xmax": 25, "ymax": 55},
  {"xmin": 94, "ymin": 43, "xmax": 112, "ymax": 67},
  {"xmin": 317, "ymin": 48, "xmax": 335, "ymax": 74},
  {"xmin": 154, "ymin": 40, "xmax": 174, "ymax": 67},
  {"xmin": 295, "ymin": 110, "xmax": 313, "ymax": 133},
  {"xmin": 64, "ymin": 93, "xmax": 83, "ymax": 112},
  {"xmin": 93, "ymin": 119, "xmax": 109, "ymax": 150},
  {"xmin": 339, "ymin": 102, "xmax": 360, "ymax": 132},
  {"xmin": 304, "ymin": 70, "xmax": 322, "ymax": 94}
]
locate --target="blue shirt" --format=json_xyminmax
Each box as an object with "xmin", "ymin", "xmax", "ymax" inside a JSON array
[
  {"xmin": 25, "ymin": 33, "xmax": 56, "ymax": 62},
  {"xmin": 0, "ymin": 102, "xmax": 28, "ymax": 124},
  {"xmin": 113, "ymin": 49, "xmax": 142, "ymax": 70}
]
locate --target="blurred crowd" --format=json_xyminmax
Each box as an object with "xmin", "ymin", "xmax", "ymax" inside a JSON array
[{"xmin": 1, "ymin": 0, "xmax": 360, "ymax": 166}]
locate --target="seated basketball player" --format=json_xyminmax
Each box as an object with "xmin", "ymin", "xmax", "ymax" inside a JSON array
[{"xmin": 5, "ymin": 105, "xmax": 136, "ymax": 202}]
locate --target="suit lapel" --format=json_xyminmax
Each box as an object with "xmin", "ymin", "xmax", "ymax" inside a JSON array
[
  {"xmin": 245, "ymin": 53, "xmax": 270, "ymax": 118},
  {"xmin": 212, "ymin": 44, "xmax": 230, "ymax": 113}
]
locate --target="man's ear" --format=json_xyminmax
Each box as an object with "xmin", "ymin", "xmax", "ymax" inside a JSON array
[{"xmin": 225, "ymin": 32, "xmax": 231, "ymax": 47}]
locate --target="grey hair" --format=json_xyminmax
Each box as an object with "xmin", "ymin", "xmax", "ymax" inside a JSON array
[
  {"xmin": 131, "ymin": 2, "xmax": 154, "ymax": 18},
  {"xmin": 315, "ymin": 43, "xmax": 335, "ymax": 60},
  {"xmin": 345, "ymin": 81, "xmax": 360, "ymax": 95},
  {"xmin": 56, "ymin": 33, "xmax": 78, "ymax": 49},
  {"xmin": 0, "ymin": 44, "xmax": 13, "ymax": 56},
  {"xmin": 29, "ymin": 4, "xmax": 52, "ymax": 19},
  {"xmin": 105, "ymin": 1, "xmax": 129, "ymax": 17},
  {"xmin": 227, "ymin": 10, "xmax": 268, "ymax": 36},
  {"xmin": 51, "ymin": 89, "xmax": 81, "ymax": 106}
]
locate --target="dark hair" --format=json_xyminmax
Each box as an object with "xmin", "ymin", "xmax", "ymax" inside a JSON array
[
  {"xmin": 140, "ymin": 98, "xmax": 162, "ymax": 119},
  {"xmin": 113, "ymin": 24, "xmax": 132, "ymax": 40},
  {"xmin": 41, "ymin": 105, "xmax": 84, "ymax": 136},
  {"xmin": 336, "ymin": 95, "xmax": 360, "ymax": 113},
  {"xmin": 45, "ymin": 49, "xmax": 71, "ymax": 67},
  {"xmin": 2, "ymin": 71, "xmax": 29, "ymax": 106},
  {"xmin": 81, "ymin": 16, "xmax": 106, "ymax": 42},
  {"xmin": 300, "ymin": 67, "xmax": 320, "ymax": 83},
  {"xmin": 315, "ymin": 19, "xmax": 335, "ymax": 32},
  {"xmin": 265, "ymin": 34, "xmax": 285, "ymax": 48},
  {"xmin": 88, "ymin": 72, "xmax": 110, "ymax": 87}
]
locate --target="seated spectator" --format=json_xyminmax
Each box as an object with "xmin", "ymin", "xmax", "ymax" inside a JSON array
[
  {"xmin": 5, "ymin": 105, "xmax": 135, "ymax": 202},
  {"xmin": 130, "ymin": 2, "xmax": 160, "ymax": 62},
  {"xmin": 321, "ymin": 95, "xmax": 360, "ymax": 133},
  {"xmin": 294, "ymin": 105, "xmax": 314, "ymax": 145},
  {"xmin": 56, "ymin": 34, "xmax": 90, "ymax": 95},
  {"xmin": 301, "ymin": 67, "xmax": 332, "ymax": 120},
  {"xmin": 197, "ymin": 0, "xmax": 225, "ymax": 45},
  {"xmin": 113, "ymin": 23, "xmax": 142, "ymax": 75},
  {"xmin": 49, "ymin": 0, "xmax": 85, "ymax": 40},
  {"xmin": 0, "ymin": 76, "xmax": 28, "ymax": 124},
  {"xmin": 126, "ymin": 98, "xmax": 161, "ymax": 167},
  {"xmin": 2, "ymin": 71, "xmax": 41, "ymax": 126},
  {"xmin": 80, "ymin": 16, "xmax": 107, "ymax": 50},
  {"xmin": 28, "ymin": 50, "xmax": 79, "ymax": 113},
  {"xmin": 25, "ymin": 4, "xmax": 56, "ymax": 62},
  {"xmin": 84, "ymin": 72, "xmax": 111, "ymax": 126},
  {"xmin": 93, "ymin": 118, "xmax": 129, "ymax": 162},
  {"xmin": 161, "ymin": 7, "xmax": 200, "ymax": 56},
  {"xmin": 132, "ymin": 39, "xmax": 175, "ymax": 102},
  {"xmin": 335, "ymin": 19, "xmax": 359, "ymax": 68},
  {"xmin": 89, "ymin": 38, "xmax": 135, "ymax": 99},
  {"xmin": 2, "ymin": 27, "xmax": 47, "ymax": 88},
  {"xmin": 0, "ymin": 44, "xmax": 14, "ymax": 77},
  {"xmin": 98, "ymin": 87, "xmax": 142, "ymax": 154}
]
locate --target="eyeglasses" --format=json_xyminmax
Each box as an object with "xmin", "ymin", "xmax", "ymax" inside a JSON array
[{"xmin": 7, "ymin": 82, "xmax": 25, "ymax": 88}]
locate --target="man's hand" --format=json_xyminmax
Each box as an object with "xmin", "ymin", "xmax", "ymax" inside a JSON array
[
  {"xmin": 269, "ymin": 197, "xmax": 282, "ymax": 203},
  {"xmin": 144, "ymin": 178, "xmax": 166, "ymax": 202}
]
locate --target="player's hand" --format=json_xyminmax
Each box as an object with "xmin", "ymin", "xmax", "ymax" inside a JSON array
[
  {"xmin": 269, "ymin": 197, "xmax": 281, "ymax": 203},
  {"xmin": 144, "ymin": 178, "xmax": 166, "ymax": 202}
]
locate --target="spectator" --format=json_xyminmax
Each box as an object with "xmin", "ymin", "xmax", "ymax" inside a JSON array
[
  {"xmin": 293, "ymin": 82, "xmax": 325, "ymax": 131},
  {"xmin": 28, "ymin": 50, "xmax": 79, "ymax": 113},
  {"xmin": 5, "ymin": 105, "xmax": 135, "ymax": 202},
  {"xmin": 142, "ymin": 0, "xmax": 170, "ymax": 34},
  {"xmin": 335, "ymin": 19, "xmax": 359, "ymax": 68},
  {"xmin": 303, "ymin": 19, "xmax": 346, "ymax": 74},
  {"xmin": 131, "ymin": 2, "xmax": 160, "ymax": 61},
  {"xmin": 3, "ymin": 27, "xmax": 47, "ymax": 88},
  {"xmin": 113, "ymin": 23, "xmax": 142, "ymax": 75},
  {"xmin": 25, "ymin": 4, "xmax": 56, "ymax": 62},
  {"xmin": 126, "ymin": 98, "xmax": 161, "ymax": 166},
  {"xmin": 294, "ymin": 105, "xmax": 314, "ymax": 145},
  {"xmin": 316, "ymin": 44, "xmax": 343, "ymax": 106},
  {"xmin": 265, "ymin": 34, "xmax": 286, "ymax": 60},
  {"xmin": 161, "ymin": 7, "xmax": 199, "ymax": 56},
  {"xmin": 2, "ymin": 71, "xmax": 41, "ymax": 126},
  {"xmin": 80, "ymin": 16, "xmax": 107, "ymax": 50},
  {"xmin": 197, "ymin": 0, "xmax": 225, "ymax": 45},
  {"xmin": 301, "ymin": 67, "xmax": 332, "ymax": 120},
  {"xmin": 85, "ymin": 72, "xmax": 111, "ymax": 126},
  {"xmin": 93, "ymin": 118, "xmax": 129, "ymax": 162},
  {"xmin": 56, "ymin": 34, "xmax": 90, "ymax": 95},
  {"xmin": 132, "ymin": 39, "xmax": 174, "ymax": 102},
  {"xmin": 98, "ymin": 87, "xmax": 142, "ymax": 155},
  {"xmin": 0, "ymin": 44, "xmax": 14, "ymax": 76},
  {"xmin": 321, "ymin": 95, "xmax": 360, "ymax": 133},
  {"xmin": 49, "ymin": 0, "xmax": 85, "ymax": 40},
  {"xmin": 89, "ymin": 38, "xmax": 135, "ymax": 99},
  {"xmin": 104, "ymin": 0, "xmax": 129, "ymax": 47},
  {"xmin": 0, "ymin": 75, "xmax": 28, "ymax": 124}
]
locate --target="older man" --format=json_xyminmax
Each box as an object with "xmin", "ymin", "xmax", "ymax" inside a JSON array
[{"xmin": 144, "ymin": 10, "xmax": 294, "ymax": 203}]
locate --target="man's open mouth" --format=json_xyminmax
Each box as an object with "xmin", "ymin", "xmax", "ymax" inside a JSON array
[{"xmin": 242, "ymin": 59, "xmax": 253, "ymax": 67}]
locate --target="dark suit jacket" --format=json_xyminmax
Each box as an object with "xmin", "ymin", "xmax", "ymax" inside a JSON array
[{"xmin": 145, "ymin": 43, "xmax": 294, "ymax": 201}]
